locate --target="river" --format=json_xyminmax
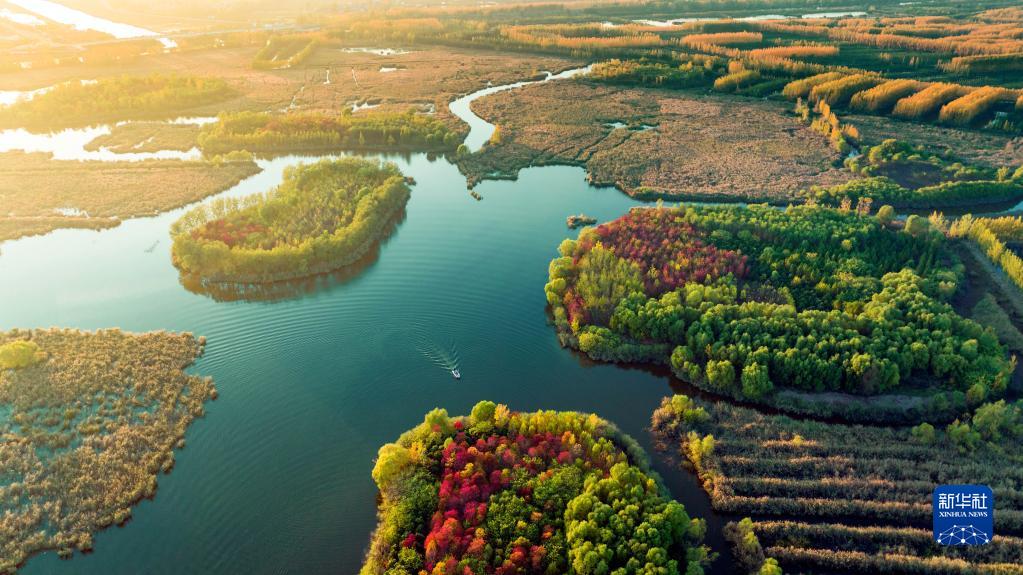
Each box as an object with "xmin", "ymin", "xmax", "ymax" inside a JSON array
[
  {"xmin": 1, "ymin": 65, "xmax": 735, "ymax": 573},
  {"xmin": 7, "ymin": 0, "xmax": 177, "ymax": 48}
]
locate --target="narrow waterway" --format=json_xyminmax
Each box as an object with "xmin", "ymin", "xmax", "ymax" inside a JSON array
[{"xmin": 449, "ymin": 65, "xmax": 593, "ymax": 152}]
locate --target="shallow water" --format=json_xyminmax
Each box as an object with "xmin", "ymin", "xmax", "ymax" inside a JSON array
[
  {"xmin": 0, "ymin": 7, "xmax": 45, "ymax": 26},
  {"xmin": 0, "ymin": 116, "xmax": 213, "ymax": 161}
]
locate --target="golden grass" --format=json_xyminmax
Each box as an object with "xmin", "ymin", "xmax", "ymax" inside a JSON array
[
  {"xmin": 0, "ymin": 328, "xmax": 214, "ymax": 572},
  {"xmin": 84, "ymin": 122, "xmax": 201, "ymax": 153},
  {"xmin": 808, "ymin": 74, "xmax": 883, "ymax": 107},
  {"xmin": 0, "ymin": 152, "xmax": 260, "ymax": 242},
  {"xmin": 938, "ymin": 86, "xmax": 1017, "ymax": 126},
  {"xmin": 682, "ymin": 31, "xmax": 763, "ymax": 47},
  {"xmin": 746, "ymin": 45, "xmax": 839, "ymax": 59},
  {"xmin": 459, "ymin": 81, "xmax": 850, "ymax": 202},
  {"xmin": 781, "ymin": 72, "xmax": 847, "ymax": 99}
]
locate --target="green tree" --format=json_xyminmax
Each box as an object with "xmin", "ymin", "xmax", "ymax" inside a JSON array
[
  {"xmin": 972, "ymin": 400, "xmax": 1021, "ymax": 442},
  {"xmin": 947, "ymin": 419, "xmax": 981, "ymax": 452},
  {"xmin": 876, "ymin": 204, "xmax": 895, "ymax": 225},
  {"xmin": 706, "ymin": 360, "xmax": 736, "ymax": 393},
  {"xmin": 905, "ymin": 214, "xmax": 929, "ymax": 236},
  {"xmin": 371, "ymin": 443, "xmax": 412, "ymax": 487},
  {"xmin": 910, "ymin": 422, "xmax": 936, "ymax": 445},
  {"xmin": 741, "ymin": 362, "xmax": 773, "ymax": 400}
]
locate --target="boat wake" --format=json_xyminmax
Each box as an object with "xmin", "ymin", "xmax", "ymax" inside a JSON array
[{"xmin": 412, "ymin": 331, "xmax": 461, "ymax": 374}]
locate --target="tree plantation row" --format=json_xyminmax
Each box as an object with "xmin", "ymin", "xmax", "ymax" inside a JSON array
[{"xmin": 651, "ymin": 395, "xmax": 1023, "ymax": 574}]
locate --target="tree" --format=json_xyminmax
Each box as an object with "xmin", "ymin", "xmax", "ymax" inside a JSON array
[
  {"xmin": 947, "ymin": 419, "xmax": 981, "ymax": 452},
  {"xmin": 876, "ymin": 205, "xmax": 895, "ymax": 225},
  {"xmin": 972, "ymin": 400, "xmax": 1021, "ymax": 442},
  {"xmin": 469, "ymin": 400, "xmax": 497, "ymax": 433},
  {"xmin": 905, "ymin": 214, "xmax": 929, "ymax": 236},
  {"xmin": 706, "ymin": 360, "xmax": 736, "ymax": 393},
  {"xmin": 759, "ymin": 558, "xmax": 783, "ymax": 575},
  {"xmin": 724, "ymin": 518, "xmax": 767, "ymax": 573},
  {"xmin": 371, "ymin": 443, "xmax": 412, "ymax": 487},
  {"xmin": 741, "ymin": 362, "xmax": 773, "ymax": 400},
  {"xmin": 910, "ymin": 422, "xmax": 936, "ymax": 445},
  {"xmin": 490, "ymin": 125, "xmax": 503, "ymax": 145}
]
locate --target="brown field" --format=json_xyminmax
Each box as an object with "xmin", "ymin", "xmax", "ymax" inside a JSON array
[
  {"xmin": 0, "ymin": 45, "xmax": 578, "ymax": 131},
  {"xmin": 460, "ymin": 80, "xmax": 851, "ymax": 201},
  {"xmin": 0, "ymin": 152, "xmax": 260, "ymax": 241},
  {"xmin": 84, "ymin": 122, "xmax": 201, "ymax": 152},
  {"xmin": 847, "ymin": 113, "xmax": 1023, "ymax": 168}
]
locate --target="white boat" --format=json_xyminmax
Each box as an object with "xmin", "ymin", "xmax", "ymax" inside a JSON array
[{"xmin": 451, "ymin": 369, "xmax": 461, "ymax": 380}]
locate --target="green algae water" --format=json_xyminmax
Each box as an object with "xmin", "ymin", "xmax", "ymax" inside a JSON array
[{"xmin": 1, "ymin": 153, "xmax": 733, "ymax": 574}]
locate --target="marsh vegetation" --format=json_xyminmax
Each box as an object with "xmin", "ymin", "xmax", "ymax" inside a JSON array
[
  {"xmin": 0, "ymin": 152, "xmax": 260, "ymax": 241},
  {"xmin": 0, "ymin": 328, "xmax": 214, "ymax": 573}
]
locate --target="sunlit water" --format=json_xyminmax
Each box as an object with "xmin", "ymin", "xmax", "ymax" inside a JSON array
[
  {"xmin": 0, "ymin": 116, "xmax": 213, "ymax": 161},
  {"xmin": 2, "ymin": 64, "xmax": 733, "ymax": 574},
  {"xmin": 7, "ymin": 0, "xmax": 177, "ymax": 48},
  {"xmin": 636, "ymin": 11, "xmax": 866, "ymax": 26},
  {"xmin": 0, "ymin": 7, "xmax": 45, "ymax": 26},
  {"xmin": 449, "ymin": 65, "xmax": 593, "ymax": 152},
  {"xmin": 4, "ymin": 154, "xmax": 735, "ymax": 573}
]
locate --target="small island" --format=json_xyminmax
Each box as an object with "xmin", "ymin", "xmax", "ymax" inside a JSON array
[
  {"xmin": 546, "ymin": 204, "xmax": 1013, "ymax": 423},
  {"xmin": 0, "ymin": 328, "xmax": 215, "ymax": 573},
  {"xmin": 361, "ymin": 401, "xmax": 712, "ymax": 575},
  {"xmin": 566, "ymin": 213, "xmax": 598, "ymax": 229},
  {"xmin": 171, "ymin": 157, "xmax": 412, "ymax": 284}
]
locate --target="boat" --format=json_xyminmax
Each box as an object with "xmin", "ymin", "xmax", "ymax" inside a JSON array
[{"xmin": 451, "ymin": 369, "xmax": 461, "ymax": 380}]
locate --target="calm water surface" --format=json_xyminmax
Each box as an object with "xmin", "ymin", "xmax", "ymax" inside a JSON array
[
  {"xmin": 3, "ymin": 151, "xmax": 729, "ymax": 572},
  {"xmin": 0, "ymin": 44, "xmax": 746, "ymax": 571}
]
